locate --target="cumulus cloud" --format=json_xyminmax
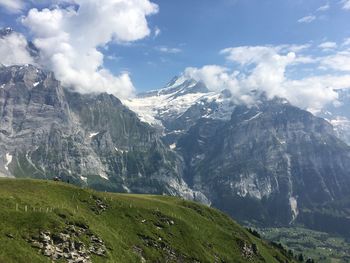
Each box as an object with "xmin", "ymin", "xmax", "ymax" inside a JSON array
[
  {"xmin": 183, "ymin": 44, "xmax": 350, "ymax": 111},
  {"xmin": 21, "ymin": 0, "xmax": 158, "ymax": 98},
  {"xmin": 0, "ymin": 32, "xmax": 34, "ymax": 66},
  {"xmin": 0, "ymin": 0, "xmax": 24, "ymax": 13},
  {"xmin": 298, "ymin": 15, "xmax": 316, "ymax": 23}
]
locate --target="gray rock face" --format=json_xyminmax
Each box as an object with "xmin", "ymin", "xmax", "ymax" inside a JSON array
[
  {"xmin": 0, "ymin": 65, "xmax": 207, "ymax": 203},
  {"xmin": 3, "ymin": 64, "xmax": 350, "ymax": 231},
  {"xmin": 128, "ymin": 77, "xmax": 350, "ymax": 227},
  {"xmin": 177, "ymin": 98, "xmax": 350, "ymax": 224}
]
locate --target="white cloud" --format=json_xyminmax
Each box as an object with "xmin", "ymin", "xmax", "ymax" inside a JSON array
[
  {"xmin": 341, "ymin": 0, "xmax": 350, "ymax": 10},
  {"xmin": 298, "ymin": 15, "xmax": 316, "ymax": 23},
  {"xmin": 0, "ymin": 0, "xmax": 24, "ymax": 13},
  {"xmin": 318, "ymin": 41, "xmax": 337, "ymax": 50},
  {"xmin": 154, "ymin": 27, "xmax": 161, "ymax": 38},
  {"xmin": 183, "ymin": 44, "xmax": 350, "ymax": 111},
  {"xmin": 21, "ymin": 0, "xmax": 159, "ymax": 99},
  {"xmin": 317, "ymin": 3, "xmax": 330, "ymax": 12},
  {"xmin": 156, "ymin": 46, "xmax": 182, "ymax": 54},
  {"xmin": 320, "ymin": 50, "xmax": 350, "ymax": 71},
  {"xmin": 0, "ymin": 32, "xmax": 34, "ymax": 66},
  {"xmin": 343, "ymin": 38, "xmax": 350, "ymax": 46}
]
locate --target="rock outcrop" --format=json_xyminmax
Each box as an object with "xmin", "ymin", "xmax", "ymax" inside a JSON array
[{"xmin": 28, "ymin": 224, "xmax": 106, "ymax": 263}]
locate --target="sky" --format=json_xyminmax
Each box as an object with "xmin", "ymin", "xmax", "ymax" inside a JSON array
[{"xmin": 0, "ymin": 0, "xmax": 350, "ymax": 110}]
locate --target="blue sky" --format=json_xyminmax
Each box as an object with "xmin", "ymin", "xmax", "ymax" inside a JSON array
[
  {"xmin": 107, "ymin": 0, "xmax": 350, "ymax": 91},
  {"xmin": 0, "ymin": 0, "xmax": 350, "ymax": 107}
]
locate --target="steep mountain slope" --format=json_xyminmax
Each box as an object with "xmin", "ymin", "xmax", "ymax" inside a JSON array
[
  {"xmin": 0, "ymin": 179, "xmax": 295, "ymax": 263},
  {"xmin": 127, "ymin": 77, "xmax": 350, "ymax": 232},
  {"xmin": 2, "ymin": 61, "xmax": 350, "ymax": 236},
  {"xmin": 123, "ymin": 76, "xmax": 235, "ymax": 145},
  {"xmin": 0, "ymin": 65, "xmax": 207, "ymax": 203},
  {"xmin": 177, "ymin": 99, "xmax": 350, "ymax": 226}
]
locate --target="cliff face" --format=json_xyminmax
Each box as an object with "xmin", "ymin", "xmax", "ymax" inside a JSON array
[
  {"xmin": 177, "ymin": 98, "xmax": 350, "ymax": 225},
  {"xmin": 0, "ymin": 65, "xmax": 208, "ymax": 203}
]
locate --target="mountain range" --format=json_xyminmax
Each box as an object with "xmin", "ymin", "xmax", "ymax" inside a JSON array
[
  {"xmin": 124, "ymin": 76, "xmax": 350, "ymax": 233},
  {"xmin": 1, "ymin": 29, "xmax": 350, "ymax": 239}
]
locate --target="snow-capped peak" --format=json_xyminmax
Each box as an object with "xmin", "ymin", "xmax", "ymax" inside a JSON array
[{"xmin": 122, "ymin": 76, "xmax": 235, "ymax": 129}]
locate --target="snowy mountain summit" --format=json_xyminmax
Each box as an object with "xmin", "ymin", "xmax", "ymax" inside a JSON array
[{"xmin": 123, "ymin": 76, "xmax": 235, "ymax": 132}]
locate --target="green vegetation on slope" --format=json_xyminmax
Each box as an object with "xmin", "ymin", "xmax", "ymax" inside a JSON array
[
  {"xmin": 0, "ymin": 179, "xmax": 295, "ymax": 263},
  {"xmin": 259, "ymin": 227, "xmax": 350, "ymax": 263}
]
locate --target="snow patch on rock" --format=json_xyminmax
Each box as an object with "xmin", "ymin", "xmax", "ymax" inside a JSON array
[
  {"xmin": 4, "ymin": 153, "xmax": 12, "ymax": 171},
  {"xmin": 289, "ymin": 196, "xmax": 299, "ymax": 223},
  {"xmin": 80, "ymin": 176, "xmax": 87, "ymax": 183},
  {"xmin": 89, "ymin": 132, "xmax": 99, "ymax": 138}
]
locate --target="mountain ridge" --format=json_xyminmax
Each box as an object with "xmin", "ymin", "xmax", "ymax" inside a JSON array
[
  {"xmin": 2, "ymin": 62, "xmax": 350, "ymax": 237},
  {"xmin": 125, "ymin": 76, "xmax": 350, "ymax": 233},
  {"xmin": 0, "ymin": 64, "xmax": 209, "ymax": 204}
]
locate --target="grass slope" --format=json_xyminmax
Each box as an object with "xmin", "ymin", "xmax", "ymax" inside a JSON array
[{"xmin": 0, "ymin": 179, "xmax": 294, "ymax": 263}]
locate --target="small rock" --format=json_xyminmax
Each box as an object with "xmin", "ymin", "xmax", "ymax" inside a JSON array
[
  {"xmin": 5, "ymin": 233, "xmax": 14, "ymax": 239},
  {"xmin": 31, "ymin": 241, "xmax": 43, "ymax": 249},
  {"xmin": 43, "ymin": 244, "xmax": 55, "ymax": 257},
  {"xmin": 75, "ymin": 241, "xmax": 84, "ymax": 250}
]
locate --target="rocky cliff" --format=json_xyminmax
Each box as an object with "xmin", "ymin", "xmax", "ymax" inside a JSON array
[
  {"xmin": 0, "ymin": 65, "xmax": 208, "ymax": 203},
  {"xmin": 127, "ymin": 77, "xmax": 350, "ymax": 230}
]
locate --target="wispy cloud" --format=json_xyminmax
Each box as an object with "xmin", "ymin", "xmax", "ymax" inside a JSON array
[
  {"xmin": 341, "ymin": 0, "xmax": 350, "ymax": 10},
  {"xmin": 0, "ymin": 0, "xmax": 24, "ymax": 13},
  {"xmin": 156, "ymin": 46, "xmax": 182, "ymax": 54},
  {"xmin": 318, "ymin": 41, "xmax": 337, "ymax": 51},
  {"xmin": 317, "ymin": 3, "xmax": 330, "ymax": 12},
  {"xmin": 298, "ymin": 15, "xmax": 316, "ymax": 23},
  {"xmin": 154, "ymin": 26, "xmax": 161, "ymax": 38},
  {"xmin": 343, "ymin": 38, "xmax": 350, "ymax": 46}
]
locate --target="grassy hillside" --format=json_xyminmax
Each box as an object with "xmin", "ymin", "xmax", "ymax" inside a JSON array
[{"xmin": 0, "ymin": 179, "xmax": 295, "ymax": 263}]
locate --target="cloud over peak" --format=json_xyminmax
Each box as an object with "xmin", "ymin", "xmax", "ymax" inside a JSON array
[
  {"xmin": 0, "ymin": 31, "xmax": 34, "ymax": 66},
  {"xmin": 184, "ymin": 43, "xmax": 350, "ymax": 112},
  {"xmin": 1, "ymin": 0, "xmax": 158, "ymax": 99}
]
